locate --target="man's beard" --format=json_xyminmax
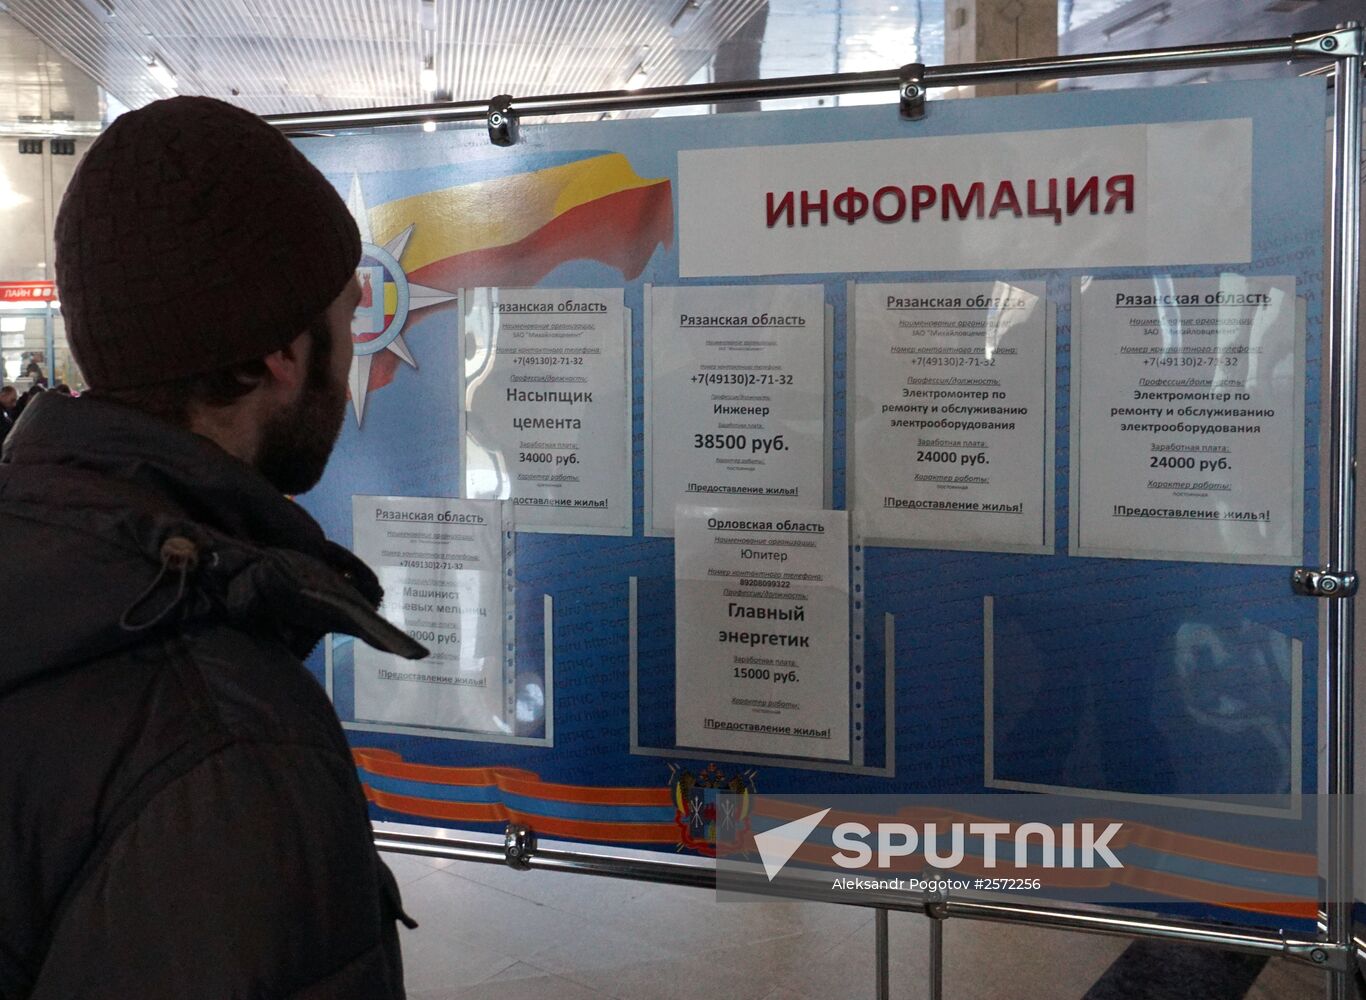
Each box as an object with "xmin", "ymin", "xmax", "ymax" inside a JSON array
[{"xmin": 255, "ymin": 328, "xmax": 347, "ymax": 495}]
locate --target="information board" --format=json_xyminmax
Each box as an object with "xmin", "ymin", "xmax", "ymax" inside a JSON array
[{"xmin": 298, "ymin": 76, "xmax": 1325, "ymax": 925}]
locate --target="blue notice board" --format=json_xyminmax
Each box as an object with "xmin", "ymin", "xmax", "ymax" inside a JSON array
[{"xmin": 297, "ymin": 76, "xmax": 1327, "ymax": 926}]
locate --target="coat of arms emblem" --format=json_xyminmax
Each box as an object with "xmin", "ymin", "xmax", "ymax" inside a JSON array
[{"xmin": 668, "ymin": 763, "xmax": 757, "ymax": 856}]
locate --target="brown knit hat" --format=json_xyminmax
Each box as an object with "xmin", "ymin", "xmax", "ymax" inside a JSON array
[{"xmin": 54, "ymin": 96, "xmax": 360, "ymax": 390}]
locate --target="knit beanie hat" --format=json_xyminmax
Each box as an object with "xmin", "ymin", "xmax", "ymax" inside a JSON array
[{"xmin": 54, "ymin": 96, "xmax": 360, "ymax": 390}]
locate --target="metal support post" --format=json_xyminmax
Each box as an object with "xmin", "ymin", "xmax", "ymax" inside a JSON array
[
  {"xmin": 925, "ymin": 874, "xmax": 948, "ymax": 1000},
  {"xmin": 929, "ymin": 919, "xmax": 944, "ymax": 1000},
  {"xmin": 42, "ymin": 308, "xmax": 53, "ymax": 386},
  {"xmin": 876, "ymin": 907, "xmax": 890, "ymax": 1000},
  {"xmin": 1323, "ymin": 21, "xmax": 1362, "ymax": 1000}
]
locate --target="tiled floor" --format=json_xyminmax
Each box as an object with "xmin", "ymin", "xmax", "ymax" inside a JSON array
[{"xmin": 383, "ymin": 851, "xmax": 1332, "ymax": 1000}]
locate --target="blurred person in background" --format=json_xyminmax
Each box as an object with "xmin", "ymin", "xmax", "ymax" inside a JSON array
[
  {"xmin": 13, "ymin": 381, "xmax": 43, "ymax": 417},
  {"xmin": 22, "ymin": 358, "xmax": 45, "ymax": 387},
  {"xmin": 0, "ymin": 385, "xmax": 16, "ymax": 446}
]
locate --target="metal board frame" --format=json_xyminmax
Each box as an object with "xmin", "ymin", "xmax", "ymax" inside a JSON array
[{"xmin": 269, "ymin": 23, "xmax": 1363, "ymax": 1000}]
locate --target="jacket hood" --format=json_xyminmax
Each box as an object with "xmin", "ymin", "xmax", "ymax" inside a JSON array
[{"xmin": 0, "ymin": 392, "xmax": 425, "ymax": 695}]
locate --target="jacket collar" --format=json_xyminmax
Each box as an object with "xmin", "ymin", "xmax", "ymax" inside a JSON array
[
  {"xmin": 5, "ymin": 391, "xmax": 332, "ymax": 557},
  {"xmin": 0, "ymin": 392, "xmax": 424, "ymax": 671}
]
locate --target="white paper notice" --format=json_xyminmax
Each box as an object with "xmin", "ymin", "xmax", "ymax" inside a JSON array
[
  {"xmin": 352, "ymin": 495, "xmax": 511, "ymax": 730},
  {"xmin": 648, "ymin": 285, "xmax": 826, "ymax": 535},
  {"xmin": 852, "ymin": 281, "xmax": 1051, "ymax": 552},
  {"xmin": 675, "ymin": 505, "xmax": 850, "ymax": 762},
  {"xmin": 463, "ymin": 287, "xmax": 630, "ymax": 535},
  {"xmin": 1071, "ymin": 276, "xmax": 1302, "ymax": 563}
]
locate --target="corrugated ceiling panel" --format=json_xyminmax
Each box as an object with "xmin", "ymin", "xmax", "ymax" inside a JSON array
[{"xmin": 2, "ymin": 0, "xmax": 769, "ymax": 115}]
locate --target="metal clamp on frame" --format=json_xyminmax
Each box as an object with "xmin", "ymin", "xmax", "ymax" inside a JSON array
[
  {"xmin": 1290, "ymin": 567, "xmax": 1358, "ymax": 598},
  {"xmin": 488, "ymin": 94, "xmax": 518, "ymax": 146},
  {"xmin": 1283, "ymin": 939, "xmax": 1354, "ymax": 972},
  {"xmin": 1291, "ymin": 23, "xmax": 1362, "ymax": 59},
  {"xmin": 899, "ymin": 63, "xmax": 926, "ymax": 121},
  {"xmin": 504, "ymin": 822, "xmax": 536, "ymax": 869},
  {"xmin": 922, "ymin": 871, "xmax": 949, "ymax": 921}
]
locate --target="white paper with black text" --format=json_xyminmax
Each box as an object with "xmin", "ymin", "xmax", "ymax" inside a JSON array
[
  {"xmin": 1071, "ymin": 276, "xmax": 1302, "ymax": 563},
  {"xmin": 463, "ymin": 287, "xmax": 630, "ymax": 535},
  {"xmin": 647, "ymin": 284, "xmax": 826, "ymax": 535},
  {"xmin": 674, "ymin": 504, "xmax": 850, "ymax": 761},
  {"xmin": 352, "ymin": 495, "xmax": 510, "ymax": 730},
  {"xmin": 852, "ymin": 280, "xmax": 1051, "ymax": 552}
]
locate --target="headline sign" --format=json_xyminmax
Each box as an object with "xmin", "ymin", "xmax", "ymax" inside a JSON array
[{"xmin": 678, "ymin": 119, "xmax": 1251, "ymax": 276}]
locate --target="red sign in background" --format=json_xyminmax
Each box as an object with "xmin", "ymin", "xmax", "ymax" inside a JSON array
[{"xmin": 0, "ymin": 282, "xmax": 56, "ymax": 303}]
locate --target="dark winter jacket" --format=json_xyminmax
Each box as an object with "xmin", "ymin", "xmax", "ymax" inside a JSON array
[{"xmin": 0, "ymin": 392, "xmax": 427, "ymax": 999}]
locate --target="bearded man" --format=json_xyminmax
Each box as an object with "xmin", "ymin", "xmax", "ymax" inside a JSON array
[{"xmin": 0, "ymin": 96, "xmax": 426, "ymax": 999}]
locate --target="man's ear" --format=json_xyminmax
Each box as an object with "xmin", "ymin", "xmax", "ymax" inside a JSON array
[{"xmin": 260, "ymin": 329, "xmax": 311, "ymax": 395}]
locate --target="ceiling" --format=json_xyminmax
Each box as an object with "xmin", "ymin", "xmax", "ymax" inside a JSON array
[
  {"xmin": 0, "ymin": 6, "xmax": 101, "ymax": 130},
  {"xmin": 1060, "ymin": 0, "xmax": 1362, "ymax": 89},
  {"xmin": 0, "ymin": 0, "xmax": 1149, "ymax": 131},
  {"xmin": 0, "ymin": 0, "xmax": 770, "ymax": 120}
]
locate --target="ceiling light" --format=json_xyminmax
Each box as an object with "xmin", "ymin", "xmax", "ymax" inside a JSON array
[
  {"xmin": 420, "ymin": 56, "xmax": 438, "ymax": 93},
  {"xmin": 422, "ymin": 120, "xmax": 436, "ymax": 133},
  {"xmin": 626, "ymin": 66, "xmax": 649, "ymax": 90},
  {"xmin": 670, "ymin": 0, "xmax": 702, "ymax": 32},
  {"xmin": 148, "ymin": 57, "xmax": 177, "ymax": 91},
  {"xmin": 419, "ymin": 0, "xmax": 437, "ymax": 33}
]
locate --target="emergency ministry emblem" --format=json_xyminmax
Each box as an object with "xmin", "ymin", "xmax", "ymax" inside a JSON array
[{"xmin": 345, "ymin": 175, "xmax": 457, "ymax": 425}]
